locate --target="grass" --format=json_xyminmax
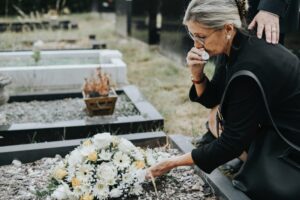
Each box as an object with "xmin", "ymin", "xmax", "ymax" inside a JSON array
[{"xmin": 0, "ymin": 13, "xmax": 212, "ymax": 136}]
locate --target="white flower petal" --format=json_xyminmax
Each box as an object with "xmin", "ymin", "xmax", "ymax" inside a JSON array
[
  {"xmin": 51, "ymin": 183, "xmax": 70, "ymax": 200},
  {"xmin": 118, "ymin": 138, "xmax": 135, "ymax": 153},
  {"xmin": 93, "ymin": 133, "xmax": 112, "ymax": 149},
  {"xmin": 109, "ymin": 188, "xmax": 123, "ymax": 198}
]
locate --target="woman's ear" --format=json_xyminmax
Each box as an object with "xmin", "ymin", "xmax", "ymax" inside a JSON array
[{"xmin": 224, "ymin": 24, "xmax": 234, "ymax": 39}]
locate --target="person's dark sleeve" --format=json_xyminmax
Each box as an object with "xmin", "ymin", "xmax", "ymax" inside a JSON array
[
  {"xmin": 189, "ymin": 58, "xmax": 227, "ymax": 108},
  {"xmin": 258, "ymin": 0, "xmax": 290, "ymax": 17},
  {"xmin": 191, "ymin": 77, "xmax": 266, "ymax": 173}
]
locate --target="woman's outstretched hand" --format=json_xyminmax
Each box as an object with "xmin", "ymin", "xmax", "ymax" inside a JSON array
[
  {"xmin": 145, "ymin": 159, "xmax": 174, "ymax": 179},
  {"xmin": 145, "ymin": 153, "xmax": 194, "ymax": 179}
]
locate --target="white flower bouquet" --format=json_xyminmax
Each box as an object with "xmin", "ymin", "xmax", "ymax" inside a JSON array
[{"xmin": 42, "ymin": 133, "xmax": 170, "ymax": 200}]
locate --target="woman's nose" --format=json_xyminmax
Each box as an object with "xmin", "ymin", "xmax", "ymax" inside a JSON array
[{"xmin": 194, "ymin": 40, "xmax": 203, "ymax": 49}]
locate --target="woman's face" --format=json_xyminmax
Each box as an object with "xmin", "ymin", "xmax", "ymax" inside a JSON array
[{"xmin": 186, "ymin": 21, "xmax": 229, "ymax": 56}]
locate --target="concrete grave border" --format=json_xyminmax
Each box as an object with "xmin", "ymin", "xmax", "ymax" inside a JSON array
[
  {"xmin": 0, "ymin": 131, "xmax": 167, "ymax": 165},
  {"xmin": 0, "ymin": 85, "xmax": 163, "ymax": 146},
  {"xmin": 0, "ymin": 49, "xmax": 127, "ymax": 87},
  {"xmin": 170, "ymin": 134, "xmax": 251, "ymax": 200},
  {"xmin": 0, "ymin": 132, "xmax": 251, "ymax": 199}
]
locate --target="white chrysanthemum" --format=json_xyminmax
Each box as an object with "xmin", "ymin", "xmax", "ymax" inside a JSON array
[
  {"xmin": 54, "ymin": 161, "xmax": 66, "ymax": 169},
  {"xmin": 135, "ymin": 169, "xmax": 146, "ymax": 182},
  {"xmin": 109, "ymin": 187, "xmax": 123, "ymax": 198},
  {"xmin": 68, "ymin": 149, "xmax": 84, "ymax": 167},
  {"xmin": 96, "ymin": 162, "xmax": 118, "ymax": 185},
  {"xmin": 66, "ymin": 166, "xmax": 76, "ymax": 182},
  {"xmin": 132, "ymin": 148, "xmax": 144, "ymax": 161},
  {"xmin": 145, "ymin": 149, "xmax": 156, "ymax": 166},
  {"xmin": 93, "ymin": 181, "xmax": 109, "ymax": 199},
  {"xmin": 50, "ymin": 133, "xmax": 162, "ymax": 200},
  {"xmin": 128, "ymin": 162, "xmax": 138, "ymax": 171},
  {"xmin": 51, "ymin": 183, "xmax": 71, "ymax": 200},
  {"xmin": 92, "ymin": 133, "xmax": 112, "ymax": 149},
  {"xmin": 98, "ymin": 149, "xmax": 112, "ymax": 161},
  {"xmin": 79, "ymin": 145, "xmax": 96, "ymax": 157},
  {"xmin": 73, "ymin": 184, "xmax": 91, "ymax": 198},
  {"xmin": 52, "ymin": 161, "xmax": 68, "ymax": 181},
  {"xmin": 130, "ymin": 182, "xmax": 143, "ymax": 196},
  {"xmin": 76, "ymin": 164, "xmax": 94, "ymax": 183},
  {"xmin": 121, "ymin": 171, "xmax": 134, "ymax": 185},
  {"xmin": 128, "ymin": 160, "xmax": 145, "ymax": 172},
  {"xmin": 118, "ymin": 138, "xmax": 136, "ymax": 153},
  {"xmin": 113, "ymin": 152, "xmax": 131, "ymax": 170}
]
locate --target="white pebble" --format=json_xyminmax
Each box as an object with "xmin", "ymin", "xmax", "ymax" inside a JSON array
[{"xmin": 12, "ymin": 159, "xmax": 22, "ymax": 167}]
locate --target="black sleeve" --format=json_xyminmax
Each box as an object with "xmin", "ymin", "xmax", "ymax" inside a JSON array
[
  {"xmin": 258, "ymin": 0, "xmax": 290, "ymax": 17},
  {"xmin": 191, "ymin": 77, "xmax": 266, "ymax": 173},
  {"xmin": 189, "ymin": 57, "xmax": 227, "ymax": 108}
]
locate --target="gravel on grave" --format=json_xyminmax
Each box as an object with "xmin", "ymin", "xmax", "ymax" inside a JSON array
[
  {"xmin": 0, "ymin": 148, "xmax": 216, "ymax": 200},
  {"xmin": 0, "ymin": 93, "xmax": 140, "ymax": 125}
]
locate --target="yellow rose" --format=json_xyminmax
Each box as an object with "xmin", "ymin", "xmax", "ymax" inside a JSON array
[
  {"xmin": 71, "ymin": 177, "xmax": 81, "ymax": 188},
  {"xmin": 83, "ymin": 139, "xmax": 92, "ymax": 146},
  {"xmin": 53, "ymin": 168, "xmax": 67, "ymax": 180},
  {"xmin": 80, "ymin": 194, "xmax": 94, "ymax": 200},
  {"xmin": 135, "ymin": 160, "xmax": 145, "ymax": 169},
  {"xmin": 87, "ymin": 151, "xmax": 97, "ymax": 162}
]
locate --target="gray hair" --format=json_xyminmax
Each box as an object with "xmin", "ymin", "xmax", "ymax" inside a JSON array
[{"xmin": 183, "ymin": 0, "xmax": 248, "ymax": 30}]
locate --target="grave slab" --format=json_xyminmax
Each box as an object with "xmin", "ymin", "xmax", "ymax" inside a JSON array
[{"xmin": 0, "ymin": 85, "xmax": 163, "ymax": 146}]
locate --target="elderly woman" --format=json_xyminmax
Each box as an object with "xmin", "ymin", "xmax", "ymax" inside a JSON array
[{"xmin": 146, "ymin": 0, "xmax": 300, "ymax": 199}]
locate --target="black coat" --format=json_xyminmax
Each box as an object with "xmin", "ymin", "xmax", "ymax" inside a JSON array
[
  {"xmin": 225, "ymin": 31, "xmax": 300, "ymax": 145},
  {"xmin": 190, "ymin": 31, "xmax": 300, "ymax": 173}
]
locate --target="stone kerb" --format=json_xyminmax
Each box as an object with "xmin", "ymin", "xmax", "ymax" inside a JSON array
[
  {"xmin": 0, "ymin": 49, "xmax": 121, "ymax": 61},
  {"xmin": 0, "ymin": 50, "xmax": 127, "ymax": 89},
  {"xmin": 169, "ymin": 135, "xmax": 251, "ymax": 200}
]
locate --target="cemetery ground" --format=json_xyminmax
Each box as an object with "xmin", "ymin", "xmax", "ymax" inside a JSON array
[
  {"xmin": 0, "ymin": 13, "xmax": 214, "ymax": 138},
  {"xmin": 0, "ymin": 13, "xmax": 248, "ymax": 200}
]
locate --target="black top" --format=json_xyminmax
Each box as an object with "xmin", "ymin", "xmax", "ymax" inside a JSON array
[{"xmin": 190, "ymin": 31, "xmax": 300, "ymax": 173}]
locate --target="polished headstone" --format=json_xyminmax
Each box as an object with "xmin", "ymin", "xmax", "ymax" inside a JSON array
[
  {"xmin": 131, "ymin": 0, "xmax": 161, "ymax": 44},
  {"xmin": 115, "ymin": 0, "xmax": 132, "ymax": 37}
]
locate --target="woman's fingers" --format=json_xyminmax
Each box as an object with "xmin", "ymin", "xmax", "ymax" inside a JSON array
[
  {"xmin": 145, "ymin": 160, "xmax": 172, "ymax": 179},
  {"xmin": 187, "ymin": 60, "xmax": 207, "ymax": 66},
  {"xmin": 187, "ymin": 52, "xmax": 202, "ymax": 61},
  {"xmin": 186, "ymin": 48, "xmax": 207, "ymax": 67},
  {"xmin": 145, "ymin": 167, "xmax": 160, "ymax": 179},
  {"xmin": 191, "ymin": 47, "xmax": 205, "ymax": 55},
  {"xmin": 145, "ymin": 169, "xmax": 152, "ymax": 180},
  {"xmin": 145, "ymin": 166, "xmax": 164, "ymax": 179}
]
